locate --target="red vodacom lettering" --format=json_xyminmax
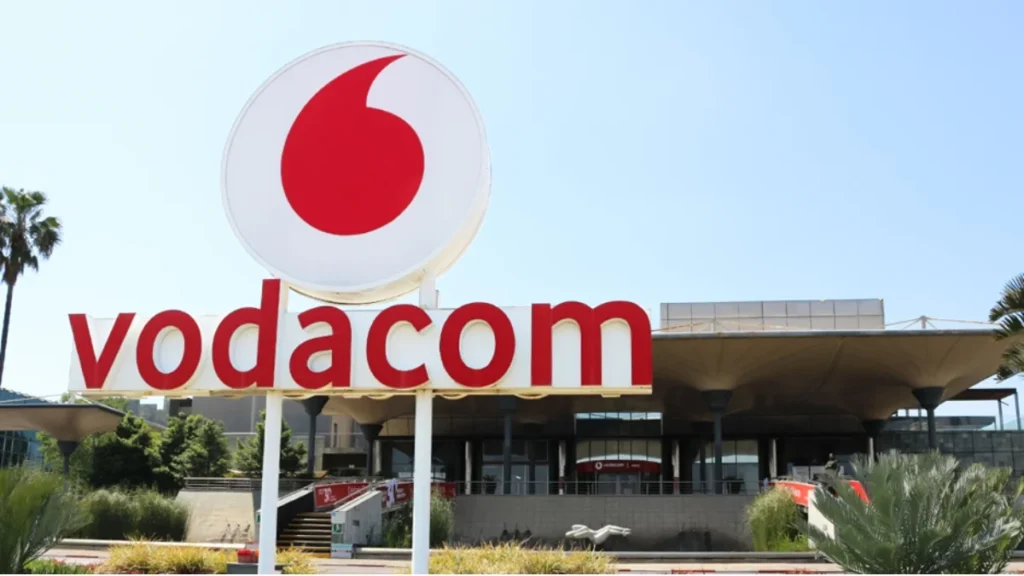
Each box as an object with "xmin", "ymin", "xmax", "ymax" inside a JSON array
[
  {"xmin": 69, "ymin": 313, "xmax": 136, "ymax": 389},
  {"xmin": 530, "ymin": 301, "xmax": 652, "ymax": 387},
  {"xmin": 290, "ymin": 306, "xmax": 352, "ymax": 389},
  {"xmin": 367, "ymin": 304, "xmax": 431, "ymax": 389},
  {"xmin": 440, "ymin": 303, "xmax": 515, "ymax": 388},
  {"xmin": 212, "ymin": 279, "xmax": 282, "ymax": 389},
  {"xmin": 136, "ymin": 310, "xmax": 202, "ymax": 391}
]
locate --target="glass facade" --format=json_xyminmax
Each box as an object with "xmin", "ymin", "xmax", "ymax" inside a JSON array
[
  {"xmin": 690, "ymin": 439, "xmax": 759, "ymax": 494},
  {"xmin": 879, "ymin": 430, "xmax": 1024, "ymax": 477}
]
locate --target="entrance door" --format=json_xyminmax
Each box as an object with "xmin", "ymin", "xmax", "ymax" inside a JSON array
[{"xmin": 597, "ymin": 472, "xmax": 640, "ymax": 495}]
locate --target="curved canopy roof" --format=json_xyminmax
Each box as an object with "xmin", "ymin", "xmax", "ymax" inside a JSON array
[
  {"xmin": 325, "ymin": 328, "xmax": 1016, "ymax": 427},
  {"xmin": 0, "ymin": 404, "xmax": 125, "ymax": 441}
]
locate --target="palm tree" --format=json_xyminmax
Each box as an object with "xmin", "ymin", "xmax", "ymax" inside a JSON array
[
  {"xmin": 990, "ymin": 273, "xmax": 1024, "ymax": 381},
  {"xmin": 0, "ymin": 187, "xmax": 62, "ymax": 388}
]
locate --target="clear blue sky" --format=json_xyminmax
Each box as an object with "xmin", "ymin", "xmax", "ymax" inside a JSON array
[{"xmin": 0, "ymin": 1, "xmax": 1021, "ymax": 419}]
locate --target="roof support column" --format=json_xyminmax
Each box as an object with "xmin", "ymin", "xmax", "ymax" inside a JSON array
[
  {"xmin": 862, "ymin": 419, "xmax": 886, "ymax": 461},
  {"xmin": 301, "ymin": 397, "xmax": 329, "ymax": 477},
  {"xmin": 359, "ymin": 424, "xmax": 383, "ymax": 477},
  {"xmin": 701, "ymin": 390, "xmax": 733, "ymax": 494},
  {"xmin": 57, "ymin": 440, "xmax": 78, "ymax": 478},
  {"xmin": 912, "ymin": 387, "xmax": 944, "ymax": 451},
  {"xmin": 499, "ymin": 397, "xmax": 517, "ymax": 495},
  {"xmin": 1016, "ymin": 390, "xmax": 1022, "ymax": 431}
]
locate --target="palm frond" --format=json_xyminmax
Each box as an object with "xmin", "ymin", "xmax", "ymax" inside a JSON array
[
  {"xmin": 990, "ymin": 274, "xmax": 1024, "ymax": 323},
  {"xmin": 0, "ymin": 187, "xmax": 62, "ymax": 285}
]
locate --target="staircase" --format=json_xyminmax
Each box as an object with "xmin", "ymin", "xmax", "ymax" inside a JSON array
[{"xmin": 278, "ymin": 512, "xmax": 332, "ymax": 557}]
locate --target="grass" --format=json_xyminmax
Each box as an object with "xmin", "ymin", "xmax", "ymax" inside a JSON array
[
  {"xmin": 77, "ymin": 489, "xmax": 191, "ymax": 541},
  {"xmin": 746, "ymin": 487, "xmax": 810, "ymax": 552},
  {"xmin": 98, "ymin": 542, "xmax": 317, "ymax": 574},
  {"xmin": 429, "ymin": 543, "xmax": 616, "ymax": 574},
  {"xmin": 23, "ymin": 559, "xmax": 95, "ymax": 574}
]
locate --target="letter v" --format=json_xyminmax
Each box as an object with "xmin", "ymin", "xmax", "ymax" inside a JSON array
[{"xmin": 69, "ymin": 313, "xmax": 135, "ymax": 389}]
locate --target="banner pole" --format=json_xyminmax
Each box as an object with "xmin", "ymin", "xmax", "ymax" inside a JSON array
[{"xmin": 411, "ymin": 273, "xmax": 437, "ymax": 574}]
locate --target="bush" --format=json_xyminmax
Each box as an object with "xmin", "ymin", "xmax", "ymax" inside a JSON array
[
  {"xmin": 0, "ymin": 467, "xmax": 88, "ymax": 574},
  {"xmin": 100, "ymin": 543, "xmax": 231, "ymax": 574},
  {"xmin": 23, "ymin": 559, "xmax": 95, "ymax": 574},
  {"xmin": 76, "ymin": 489, "xmax": 191, "ymax": 541},
  {"xmin": 809, "ymin": 452, "xmax": 1024, "ymax": 573},
  {"xmin": 382, "ymin": 495, "xmax": 454, "ymax": 548},
  {"xmin": 746, "ymin": 486, "xmax": 808, "ymax": 551},
  {"xmin": 430, "ymin": 543, "xmax": 615, "ymax": 574},
  {"xmin": 277, "ymin": 548, "xmax": 316, "ymax": 574},
  {"xmin": 99, "ymin": 543, "xmax": 315, "ymax": 574}
]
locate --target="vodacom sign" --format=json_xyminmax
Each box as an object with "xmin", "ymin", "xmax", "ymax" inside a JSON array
[
  {"xmin": 67, "ymin": 43, "xmax": 653, "ymax": 397},
  {"xmin": 66, "ymin": 41, "xmax": 651, "ymax": 572}
]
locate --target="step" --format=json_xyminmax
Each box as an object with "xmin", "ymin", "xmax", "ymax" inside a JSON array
[{"xmin": 283, "ymin": 528, "xmax": 331, "ymax": 534}]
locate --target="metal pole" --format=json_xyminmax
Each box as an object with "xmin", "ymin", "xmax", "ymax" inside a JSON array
[
  {"xmin": 257, "ymin": 392, "xmax": 283, "ymax": 575},
  {"xmin": 998, "ymin": 400, "xmax": 1005, "ymax": 431},
  {"xmin": 868, "ymin": 437, "xmax": 875, "ymax": 461},
  {"xmin": 770, "ymin": 438, "xmax": 777, "ymax": 478},
  {"xmin": 502, "ymin": 413, "xmax": 512, "ymax": 495},
  {"xmin": 411, "ymin": 391, "xmax": 433, "ymax": 574},
  {"xmin": 411, "ymin": 275, "xmax": 437, "ymax": 575},
  {"xmin": 307, "ymin": 411, "xmax": 317, "ymax": 477},
  {"xmin": 1015, "ymin": 391, "xmax": 1022, "ymax": 431},
  {"xmin": 713, "ymin": 410, "xmax": 723, "ymax": 494}
]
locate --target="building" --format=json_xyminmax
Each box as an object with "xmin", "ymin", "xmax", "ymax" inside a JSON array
[
  {"xmin": 0, "ymin": 390, "xmax": 49, "ymax": 467},
  {"xmin": 288, "ymin": 298, "xmax": 1020, "ymax": 548}
]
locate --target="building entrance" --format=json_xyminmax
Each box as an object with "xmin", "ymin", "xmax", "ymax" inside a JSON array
[{"xmin": 596, "ymin": 471, "xmax": 641, "ymax": 495}]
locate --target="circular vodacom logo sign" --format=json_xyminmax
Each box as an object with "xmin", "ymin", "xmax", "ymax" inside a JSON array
[{"xmin": 222, "ymin": 41, "xmax": 490, "ymax": 304}]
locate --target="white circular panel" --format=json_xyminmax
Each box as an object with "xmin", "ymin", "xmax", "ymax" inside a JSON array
[{"xmin": 222, "ymin": 42, "xmax": 490, "ymax": 304}]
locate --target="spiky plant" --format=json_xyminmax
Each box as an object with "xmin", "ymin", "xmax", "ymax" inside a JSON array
[
  {"xmin": 0, "ymin": 187, "xmax": 62, "ymax": 388},
  {"xmin": 807, "ymin": 451, "xmax": 1024, "ymax": 574},
  {"xmin": 0, "ymin": 467, "xmax": 87, "ymax": 573},
  {"xmin": 991, "ymin": 273, "xmax": 1024, "ymax": 381}
]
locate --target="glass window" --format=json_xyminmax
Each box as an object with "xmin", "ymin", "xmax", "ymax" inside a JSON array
[
  {"xmin": 937, "ymin": 433, "xmax": 957, "ymax": 454},
  {"xmin": 534, "ymin": 464, "xmax": 550, "ymax": 495},
  {"xmin": 482, "ymin": 440, "xmax": 503, "ymax": 461},
  {"xmin": 481, "ymin": 464, "xmax": 502, "ymax": 494},
  {"xmin": 993, "ymin": 452, "xmax": 1014, "ymax": 469},
  {"xmin": 1012, "ymin": 432, "xmax": 1024, "ymax": 452},
  {"xmin": 576, "ymin": 440, "xmax": 590, "ymax": 462},
  {"xmin": 531, "ymin": 441, "xmax": 549, "ymax": 462}
]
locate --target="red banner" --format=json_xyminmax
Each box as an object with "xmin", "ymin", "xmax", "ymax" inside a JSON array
[
  {"xmin": 576, "ymin": 460, "xmax": 660, "ymax": 474},
  {"xmin": 314, "ymin": 480, "xmax": 457, "ymax": 510}
]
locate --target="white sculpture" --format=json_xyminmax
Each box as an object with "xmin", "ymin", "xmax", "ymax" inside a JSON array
[{"xmin": 565, "ymin": 524, "xmax": 631, "ymax": 545}]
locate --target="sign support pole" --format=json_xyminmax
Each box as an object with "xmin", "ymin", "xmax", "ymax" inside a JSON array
[
  {"xmin": 411, "ymin": 273, "xmax": 437, "ymax": 574},
  {"xmin": 258, "ymin": 281, "xmax": 289, "ymax": 575},
  {"xmin": 258, "ymin": 391, "xmax": 284, "ymax": 574}
]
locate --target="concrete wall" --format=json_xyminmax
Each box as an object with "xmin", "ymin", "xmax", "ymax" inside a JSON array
[
  {"xmin": 177, "ymin": 490, "xmax": 256, "ymax": 544},
  {"xmin": 453, "ymin": 495, "xmax": 754, "ymax": 551}
]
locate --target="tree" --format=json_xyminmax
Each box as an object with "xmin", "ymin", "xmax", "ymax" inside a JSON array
[
  {"xmin": 234, "ymin": 411, "xmax": 307, "ymax": 477},
  {"xmin": 156, "ymin": 413, "xmax": 230, "ymax": 489},
  {"xmin": 0, "ymin": 187, "xmax": 62, "ymax": 388},
  {"xmin": 87, "ymin": 413, "xmax": 162, "ymax": 490},
  {"xmin": 808, "ymin": 452, "xmax": 1024, "ymax": 574},
  {"xmin": 990, "ymin": 273, "xmax": 1024, "ymax": 381}
]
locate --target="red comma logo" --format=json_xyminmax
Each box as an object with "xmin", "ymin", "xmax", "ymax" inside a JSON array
[{"xmin": 280, "ymin": 55, "xmax": 425, "ymax": 236}]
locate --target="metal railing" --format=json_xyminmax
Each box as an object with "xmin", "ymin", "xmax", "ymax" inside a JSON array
[
  {"xmin": 183, "ymin": 477, "xmax": 315, "ymax": 493},
  {"xmin": 458, "ymin": 480, "xmax": 762, "ymax": 496}
]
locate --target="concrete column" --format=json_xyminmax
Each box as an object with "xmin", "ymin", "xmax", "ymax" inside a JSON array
[
  {"xmin": 558, "ymin": 440, "xmax": 566, "ymax": 495},
  {"xmin": 499, "ymin": 397, "xmax": 516, "ymax": 495},
  {"xmin": 57, "ymin": 440, "xmax": 78, "ymax": 478},
  {"xmin": 769, "ymin": 438, "xmax": 778, "ymax": 478},
  {"xmin": 912, "ymin": 387, "xmax": 944, "ymax": 451},
  {"xmin": 701, "ymin": 390, "xmax": 733, "ymax": 494},
  {"xmin": 301, "ymin": 397, "xmax": 329, "ymax": 477},
  {"xmin": 672, "ymin": 440, "xmax": 680, "ymax": 494},
  {"xmin": 862, "ymin": 419, "xmax": 886, "ymax": 461},
  {"xmin": 464, "ymin": 440, "xmax": 472, "ymax": 495},
  {"xmin": 359, "ymin": 424, "xmax": 383, "ymax": 477}
]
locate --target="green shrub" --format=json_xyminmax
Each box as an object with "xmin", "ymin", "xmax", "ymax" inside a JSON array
[
  {"xmin": 0, "ymin": 467, "xmax": 88, "ymax": 574},
  {"xmin": 430, "ymin": 543, "xmax": 615, "ymax": 574},
  {"xmin": 76, "ymin": 489, "xmax": 190, "ymax": 541},
  {"xmin": 382, "ymin": 495, "xmax": 454, "ymax": 548},
  {"xmin": 746, "ymin": 486, "xmax": 807, "ymax": 551},
  {"xmin": 99, "ymin": 543, "xmax": 314, "ymax": 574},
  {"xmin": 809, "ymin": 452, "xmax": 1024, "ymax": 573},
  {"xmin": 23, "ymin": 558, "xmax": 95, "ymax": 574},
  {"xmin": 100, "ymin": 542, "xmax": 232, "ymax": 574}
]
